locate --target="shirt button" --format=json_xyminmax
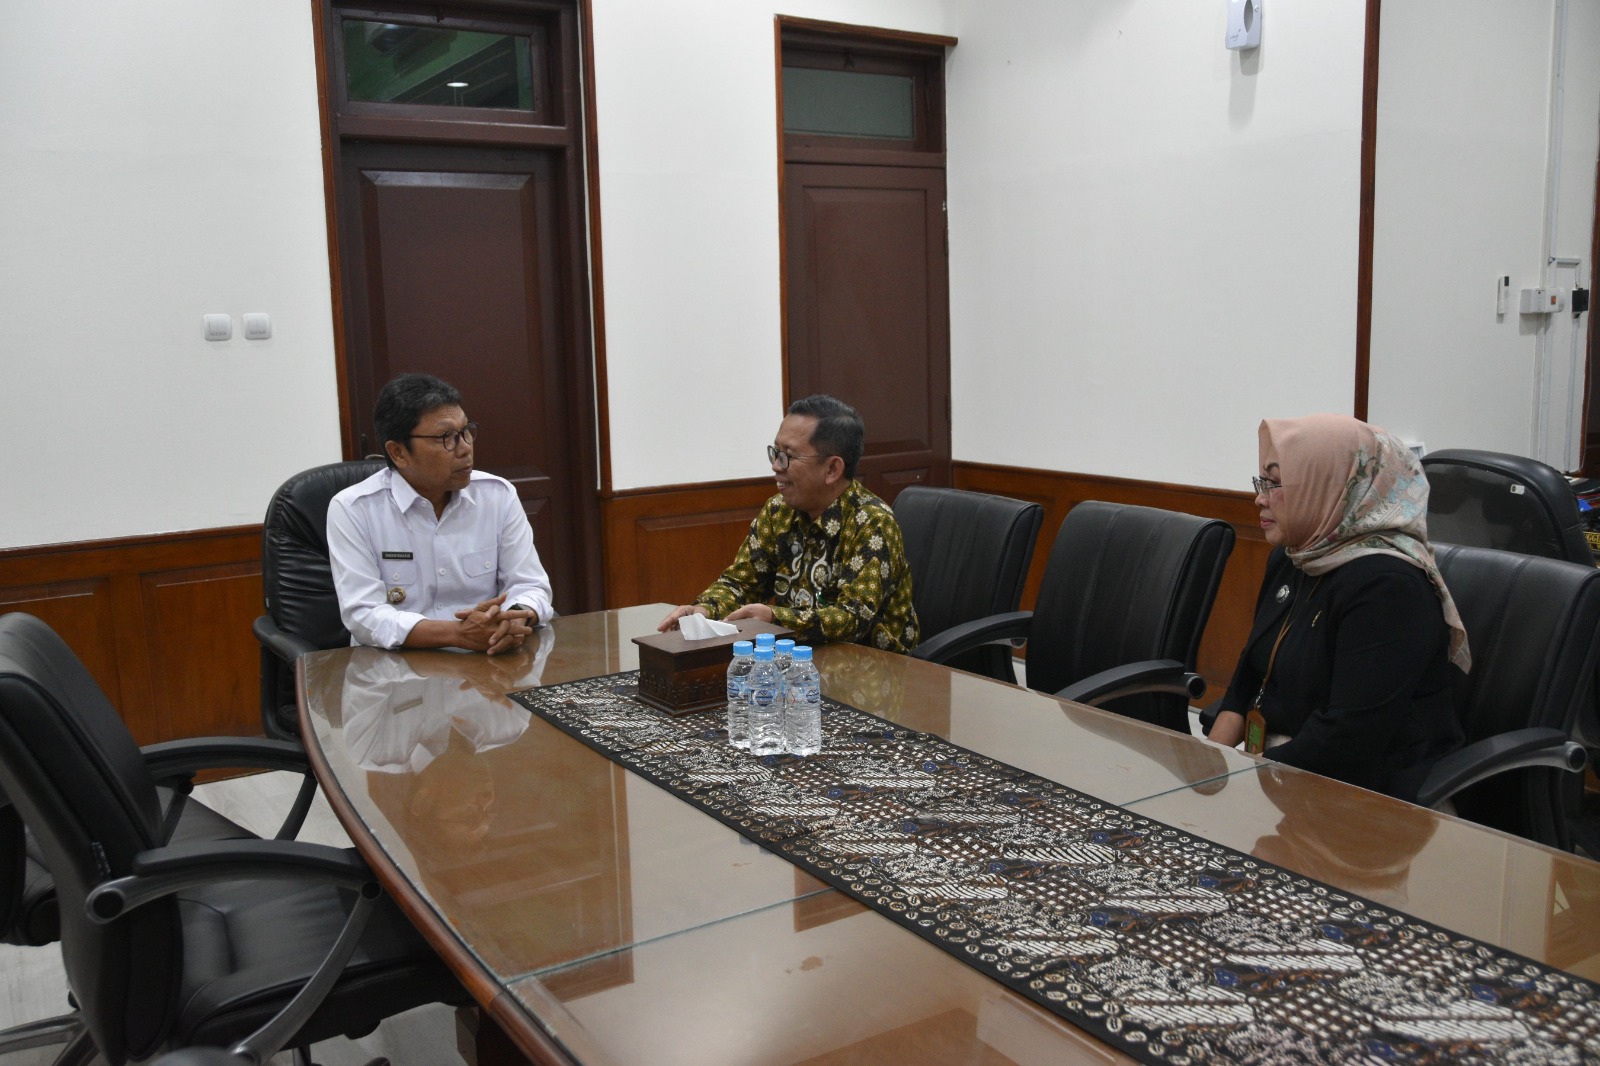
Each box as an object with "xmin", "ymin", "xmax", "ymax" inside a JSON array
[{"xmin": 439, "ymin": 568, "xmax": 446, "ymax": 576}]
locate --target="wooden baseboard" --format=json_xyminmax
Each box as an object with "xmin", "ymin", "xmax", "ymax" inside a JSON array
[{"xmin": 0, "ymin": 527, "xmax": 264, "ymax": 744}]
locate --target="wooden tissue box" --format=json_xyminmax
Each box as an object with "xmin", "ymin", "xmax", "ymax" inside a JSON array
[{"xmin": 631, "ymin": 619, "xmax": 793, "ymax": 715}]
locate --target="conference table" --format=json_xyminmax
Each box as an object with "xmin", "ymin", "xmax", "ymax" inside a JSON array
[{"xmin": 297, "ymin": 605, "xmax": 1600, "ymax": 1065}]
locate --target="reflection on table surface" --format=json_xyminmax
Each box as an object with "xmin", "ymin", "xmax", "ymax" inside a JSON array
[{"xmin": 300, "ymin": 605, "xmax": 1600, "ymax": 1064}]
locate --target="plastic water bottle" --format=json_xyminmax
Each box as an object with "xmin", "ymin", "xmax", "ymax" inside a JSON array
[
  {"xmin": 725, "ymin": 640, "xmax": 754, "ymax": 750},
  {"xmin": 774, "ymin": 637, "xmax": 795, "ymax": 722},
  {"xmin": 784, "ymin": 645, "xmax": 822, "ymax": 756},
  {"xmin": 747, "ymin": 645, "xmax": 783, "ymax": 755},
  {"xmin": 754, "ymin": 631, "xmax": 776, "ymax": 653}
]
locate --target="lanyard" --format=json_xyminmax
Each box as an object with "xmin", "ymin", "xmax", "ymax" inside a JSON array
[{"xmin": 1245, "ymin": 573, "xmax": 1324, "ymax": 754}]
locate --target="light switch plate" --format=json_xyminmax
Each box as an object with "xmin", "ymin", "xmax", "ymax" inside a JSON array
[
  {"xmin": 203, "ymin": 314, "xmax": 232, "ymax": 341},
  {"xmin": 242, "ymin": 312, "xmax": 272, "ymax": 340}
]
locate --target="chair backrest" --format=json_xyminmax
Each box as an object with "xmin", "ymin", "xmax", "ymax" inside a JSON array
[
  {"xmin": 1422, "ymin": 448, "xmax": 1591, "ymax": 565},
  {"xmin": 896, "ymin": 486, "xmax": 1044, "ymax": 678},
  {"xmin": 259, "ymin": 460, "xmax": 385, "ymax": 737},
  {"xmin": 1433, "ymin": 544, "xmax": 1600, "ymax": 846},
  {"xmin": 1026, "ymin": 501, "xmax": 1235, "ymax": 732},
  {"xmin": 262, "ymin": 459, "xmax": 387, "ymax": 649},
  {"xmin": 0, "ymin": 612, "xmax": 181, "ymax": 1063}
]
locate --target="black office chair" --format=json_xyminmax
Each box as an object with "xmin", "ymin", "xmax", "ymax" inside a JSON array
[
  {"xmin": 916, "ymin": 501, "xmax": 1235, "ymax": 733},
  {"xmin": 256, "ymin": 459, "xmax": 386, "ymax": 742},
  {"xmin": 0, "ymin": 612, "xmax": 464, "ymax": 1066},
  {"xmin": 1422, "ymin": 448, "xmax": 1591, "ymax": 564},
  {"xmin": 1408, "ymin": 545, "xmax": 1598, "ymax": 850},
  {"xmin": 1421, "ymin": 449, "xmax": 1600, "ymax": 855},
  {"xmin": 895, "ymin": 486, "xmax": 1044, "ymax": 682}
]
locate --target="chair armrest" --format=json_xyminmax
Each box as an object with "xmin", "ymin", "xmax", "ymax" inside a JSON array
[
  {"xmin": 1054, "ymin": 660, "xmax": 1206, "ymax": 706},
  {"xmin": 254, "ymin": 615, "xmax": 319, "ymax": 664},
  {"xmin": 90, "ymin": 839, "xmax": 387, "ymax": 1066},
  {"xmin": 1414, "ymin": 727, "xmax": 1587, "ymax": 809},
  {"xmin": 913, "ymin": 611, "xmax": 1033, "ymax": 666},
  {"xmin": 87, "ymin": 839, "xmax": 374, "ymax": 922},
  {"xmin": 141, "ymin": 737, "xmax": 310, "ymax": 783},
  {"xmin": 1198, "ymin": 699, "xmax": 1224, "ymax": 734}
]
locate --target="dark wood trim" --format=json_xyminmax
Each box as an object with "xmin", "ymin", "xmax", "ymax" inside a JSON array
[
  {"xmin": 1579, "ymin": 136, "xmax": 1600, "ymax": 475},
  {"xmin": 603, "ymin": 474, "xmax": 771, "ymax": 500},
  {"xmin": 600, "ymin": 479, "xmax": 775, "ymax": 608},
  {"xmin": 782, "ymin": 145, "xmax": 947, "ymax": 169},
  {"xmin": 580, "ymin": 0, "xmax": 613, "ymax": 494},
  {"xmin": 1354, "ymin": 0, "xmax": 1381, "ymax": 421},
  {"xmin": 0, "ymin": 523, "xmax": 261, "ymax": 566},
  {"xmin": 310, "ymin": 0, "xmax": 356, "ymax": 458},
  {"xmin": 0, "ymin": 526, "xmax": 265, "ymax": 744},
  {"xmin": 775, "ymin": 16, "xmax": 790, "ymax": 410},
  {"xmin": 774, "ymin": 14, "xmax": 957, "ymax": 51},
  {"xmin": 336, "ymin": 114, "xmax": 575, "ymax": 148}
]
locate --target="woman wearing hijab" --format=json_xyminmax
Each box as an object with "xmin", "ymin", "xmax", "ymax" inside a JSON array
[{"xmin": 1208, "ymin": 414, "xmax": 1471, "ymax": 802}]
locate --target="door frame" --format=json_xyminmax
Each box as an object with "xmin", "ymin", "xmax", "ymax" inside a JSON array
[
  {"xmin": 774, "ymin": 16, "xmax": 957, "ymax": 496},
  {"xmin": 309, "ymin": 0, "xmax": 607, "ymax": 610}
]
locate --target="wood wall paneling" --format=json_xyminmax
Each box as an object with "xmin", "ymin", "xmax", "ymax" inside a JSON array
[
  {"xmin": 597, "ymin": 465, "xmax": 1267, "ymax": 700},
  {"xmin": 0, "ymin": 527, "xmax": 264, "ymax": 744},
  {"xmin": 952, "ymin": 463, "xmax": 1268, "ymax": 698},
  {"xmin": 599, "ymin": 480, "xmax": 775, "ymax": 609},
  {"xmin": 0, "ymin": 579, "xmax": 121, "ymax": 703}
]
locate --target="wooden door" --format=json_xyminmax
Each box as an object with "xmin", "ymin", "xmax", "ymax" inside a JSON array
[
  {"xmin": 785, "ymin": 163, "xmax": 951, "ymax": 501},
  {"xmin": 337, "ymin": 141, "xmax": 588, "ymax": 613}
]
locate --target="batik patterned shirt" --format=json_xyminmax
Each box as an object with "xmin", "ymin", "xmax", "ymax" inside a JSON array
[{"xmin": 695, "ymin": 481, "xmax": 920, "ymax": 653}]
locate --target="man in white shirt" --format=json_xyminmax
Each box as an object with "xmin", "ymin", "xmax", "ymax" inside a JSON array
[{"xmin": 328, "ymin": 373, "xmax": 554, "ymax": 653}]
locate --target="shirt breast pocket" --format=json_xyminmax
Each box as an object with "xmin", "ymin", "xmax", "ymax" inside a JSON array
[
  {"xmin": 380, "ymin": 560, "xmax": 420, "ymax": 605},
  {"xmin": 460, "ymin": 546, "xmax": 499, "ymax": 598}
]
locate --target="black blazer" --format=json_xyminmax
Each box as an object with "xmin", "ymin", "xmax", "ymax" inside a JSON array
[{"xmin": 1217, "ymin": 548, "xmax": 1464, "ymax": 801}]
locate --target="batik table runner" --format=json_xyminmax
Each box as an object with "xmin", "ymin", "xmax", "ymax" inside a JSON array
[{"xmin": 509, "ymin": 672, "xmax": 1599, "ymax": 1065}]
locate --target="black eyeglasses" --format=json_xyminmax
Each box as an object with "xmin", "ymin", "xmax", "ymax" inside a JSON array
[
  {"xmin": 1251, "ymin": 475, "xmax": 1283, "ymax": 496},
  {"xmin": 767, "ymin": 444, "xmax": 828, "ymax": 472},
  {"xmin": 412, "ymin": 422, "xmax": 479, "ymax": 452}
]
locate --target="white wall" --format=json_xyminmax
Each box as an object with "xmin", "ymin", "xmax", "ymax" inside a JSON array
[
  {"xmin": 1368, "ymin": 0, "xmax": 1600, "ymax": 467},
  {"xmin": 944, "ymin": 1, "xmax": 1366, "ymax": 489},
  {"xmin": 0, "ymin": 0, "xmax": 343, "ymax": 549},
  {"xmin": 590, "ymin": 0, "xmax": 955, "ymax": 490},
  {"xmin": 8, "ymin": 0, "xmax": 1592, "ymax": 549}
]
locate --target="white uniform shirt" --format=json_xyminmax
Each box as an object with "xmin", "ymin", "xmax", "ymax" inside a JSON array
[{"xmin": 328, "ymin": 466, "xmax": 554, "ymax": 649}]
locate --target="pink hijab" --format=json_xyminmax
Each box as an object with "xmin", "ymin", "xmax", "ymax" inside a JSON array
[{"xmin": 1260, "ymin": 414, "xmax": 1470, "ymax": 672}]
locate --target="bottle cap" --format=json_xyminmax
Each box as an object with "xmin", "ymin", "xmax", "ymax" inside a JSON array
[
  {"xmin": 794, "ymin": 645, "xmax": 813, "ymax": 661},
  {"xmin": 753, "ymin": 645, "xmax": 775, "ymax": 660},
  {"xmin": 754, "ymin": 632, "xmax": 776, "ymax": 646},
  {"xmin": 732, "ymin": 640, "xmax": 753, "ymax": 654},
  {"xmin": 776, "ymin": 638, "xmax": 796, "ymax": 652}
]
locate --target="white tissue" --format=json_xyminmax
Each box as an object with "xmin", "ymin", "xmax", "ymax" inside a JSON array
[{"xmin": 679, "ymin": 613, "xmax": 738, "ymax": 640}]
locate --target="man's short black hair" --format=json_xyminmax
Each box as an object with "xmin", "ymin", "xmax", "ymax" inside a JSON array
[
  {"xmin": 374, "ymin": 373, "xmax": 462, "ymax": 468},
  {"xmin": 788, "ymin": 394, "xmax": 865, "ymax": 479}
]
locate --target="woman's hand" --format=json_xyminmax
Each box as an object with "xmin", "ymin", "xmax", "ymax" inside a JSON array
[{"xmin": 1209, "ymin": 709, "xmax": 1246, "ymax": 748}]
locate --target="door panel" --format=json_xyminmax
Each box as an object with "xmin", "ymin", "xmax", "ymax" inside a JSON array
[
  {"xmin": 785, "ymin": 163, "xmax": 950, "ymax": 503},
  {"xmin": 340, "ymin": 142, "xmax": 580, "ymax": 612}
]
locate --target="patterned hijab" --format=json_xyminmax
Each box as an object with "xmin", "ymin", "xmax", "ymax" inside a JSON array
[{"xmin": 1260, "ymin": 414, "xmax": 1471, "ymax": 672}]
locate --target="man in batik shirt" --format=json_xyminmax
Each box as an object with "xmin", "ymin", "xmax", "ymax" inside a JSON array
[{"xmin": 658, "ymin": 395, "xmax": 920, "ymax": 653}]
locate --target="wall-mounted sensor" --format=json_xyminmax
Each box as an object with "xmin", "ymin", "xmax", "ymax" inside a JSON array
[
  {"xmin": 1520, "ymin": 288, "xmax": 1567, "ymax": 314},
  {"xmin": 1496, "ymin": 275, "xmax": 1510, "ymax": 316},
  {"xmin": 1226, "ymin": 0, "xmax": 1261, "ymax": 50}
]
